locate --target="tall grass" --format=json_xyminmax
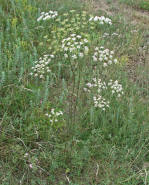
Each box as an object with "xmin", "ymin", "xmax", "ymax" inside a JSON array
[{"xmin": 0, "ymin": 0, "xmax": 149, "ymax": 184}]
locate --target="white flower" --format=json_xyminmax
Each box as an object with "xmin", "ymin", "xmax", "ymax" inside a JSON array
[
  {"xmin": 108, "ymin": 60, "xmax": 112, "ymax": 65},
  {"xmin": 59, "ymin": 111, "xmax": 63, "ymax": 115},
  {"xmin": 40, "ymin": 74, "xmax": 44, "ymax": 78},
  {"xmin": 103, "ymin": 63, "xmax": 107, "ymax": 67},
  {"xmin": 114, "ymin": 59, "xmax": 118, "ymax": 64},
  {"xmin": 92, "ymin": 46, "xmax": 118, "ymax": 67},
  {"xmin": 37, "ymin": 15, "xmax": 43, "ymax": 22},
  {"xmin": 84, "ymin": 78, "xmax": 123, "ymax": 111},
  {"xmin": 70, "ymin": 48, "xmax": 74, "ymax": 52},
  {"xmin": 89, "ymin": 16, "xmax": 112, "ymax": 25},
  {"xmin": 109, "ymin": 55, "xmax": 113, "ymax": 59},
  {"xmin": 77, "ymin": 35, "xmax": 81, "ymax": 39},
  {"xmin": 37, "ymin": 10, "xmax": 58, "ymax": 21},
  {"xmin": 24, "ymin": 153, "xmax": 29, "ymax": 157},
  {"xmin": 79, "ymin": 53, "xmax": 84, "ymax": 57},
  {"xmin": 29, "ymin": 164, "xmax": 33, "ymax": 169},
  {"xmin": 89, "ymin": 17, "xmax": 93, "ymax": 21},
  {"xmin": 93, "ymin": 56, "xmax": 97, "ymax": 62},
  {"xmin": 46, "ymin": 109, "xmax": 63, "ymax": 124},
  {"xmin": 84, "ymin": 39, "xmax": 88, "ymax": 43},
  {"xmin": 94, "ymin": 16, "xmax": 99, "ymax": 21},
  {"xmin": 62, "ymin": 39, "xmax": 66, "ymax": 43},
  {"xmin": 62, "ymin": 34, "xmax": 89, "ymax": 59},
  {"xmin": 84, "ymin": 88, "xmax": 88, "ymax": 92},
  {"xmin": 71, "ymin": 34, "xmax": 76, "ymax": 37},
  {"xmin": 51, "ymin": 109, "xmax": 55, "ymax": 114},
  {"xmin": 64, "ymin": 47, "xmax": 68, "ymax": 51},
  {"xmin": 72, "ymin": 55, "xmax": 77, "ymax": 59},
  {"xmin": 85, "ymin": 46, "xmax": 89, "ymax": 52},
  {"xmin": 104, "ymin": 56, "xmax": 108, "ymax": 61},
  {"xmin": 50, "ymin": 55, "xmax": 54, "ymax": 58},
  {"xmin": 64, "ymin": 54, "xmax": 68, "ymax": 58},
  {"xmin": 86, "ymin": 83, "xmax": 93, "ymax": 88},
  {"xmin": 99, "ymin": 58, "xmax": 103, "ymax": 62}
]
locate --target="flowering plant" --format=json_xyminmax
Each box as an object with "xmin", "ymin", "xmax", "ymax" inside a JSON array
[
  {"xmin": 30, "ymin": 54, "xmax": 54, "ymax": 79},
  {"xmin": 37, "ymin": 11, "xmax": 58, "ymax": 21},
  {"xmin": 84, "ymin": 78, "xmax": 124, "ymax": 111}
]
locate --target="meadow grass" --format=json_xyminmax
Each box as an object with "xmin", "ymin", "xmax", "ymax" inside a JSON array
[
  {"xmin": 120, "ymin": 0, "xmax": 149, "ymax": 11},
  {"xmin": 0, "ymin": 0, "xmax": 149, "ymax": 184}
]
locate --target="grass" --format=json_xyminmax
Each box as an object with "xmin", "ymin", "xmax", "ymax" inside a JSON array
[
  {"xmin": 0, "ymin": 0, "xmax": 149, "ymax": 184},
  {"xmin": 120, "ymin": 0, "xmax": 149, "ymax": 11}
]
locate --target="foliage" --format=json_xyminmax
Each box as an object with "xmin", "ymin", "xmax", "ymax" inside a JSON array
[{"xmin": 0, "ymin": 0, "xmax": 149, "ymax": 184}]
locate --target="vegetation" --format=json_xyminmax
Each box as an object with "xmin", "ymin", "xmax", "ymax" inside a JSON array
[
  {"xmin": 0, "ymin": 0, "xmax": 149, "ymax": 184},
  {"xmin": 120, "ymin": 0, "xmax": 149, "ymax": 11}
]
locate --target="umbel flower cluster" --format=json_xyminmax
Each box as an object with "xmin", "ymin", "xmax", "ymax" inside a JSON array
[
  {"xmin": 37, "ymin": 11, "xmax": 58, "ymax": 21},
  {"xmin": 108, "ymin": 80, "xmax": 124, "ymax": 97},
  {"xmin": 84, "ymin": 78, "xmax": 109, "ymax": 110},
  {"xmin": 62, "ymin": 34, "xmax": 89, "ymax": 59},
  {"xmin": 30, "ymin": 54, "xmax": 54, "ymax": 79},
  {"xmin": 103, "ymin": 32, "xmax": 119, "ymax": 38},
  {"xmin": 89, "ymin": 16, "xmax": 112, "ymax": 25},
  {"xmin": 92, "ymin": 46, "xmax": 118, "ymax": 67},
  {"xmin": 84, "ymin": 78, "xmax": 124, "ymax": 110},
  {"xmin": 45, "ymin": 109, "xmax": 63, "ymax": 124},
  {"xmin": 93, "ymin": 95, "xmax": 109, "ymax": 110}
]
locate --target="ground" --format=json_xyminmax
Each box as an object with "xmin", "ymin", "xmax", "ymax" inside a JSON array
[{"xmin": 0, "ymin": 0, "xmax": 149, "ymax": 184}]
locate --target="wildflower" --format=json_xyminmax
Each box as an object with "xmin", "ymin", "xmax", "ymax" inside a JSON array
[
  {"xmin": 103, "ymin": 63, "xmax": 108, "ymax": 67},
  {"xmin": 103, "ymin": 33, "xmax": 110, "ymax": 38},
  {"xmin": 70, "ymin": 10, "xmax": 76, "ymax": 13},
  {"xmin": 112, "ymin": 33, "xmax": 119, "ymax": 36},
  {"xmin": 24, "ymin": 153, "xmax": 29, "ymax": 157},
  {"xmin": 62, "ymin": 34, "xmax": 89, "ymax": 59},
  {"xmin": 72, "ymin": 55, "xmax": 77, "ymax": 59},
  {"xmin": 108, "ymin": 80, "xmax": 124, "ymax": 97},
  {"xmin": 92, "ymin": 46, "xmax": 118, "ymax": 67},
  {"xmin": 89, "ymin": 16, "xmax": 112, "ymax": 25},
  {"xmin": 29, "ymin": 164, "xmax": 33, "ymax": 169},
  {"xmin": 114, "ymin": 59, "xmax": 118, "ymax": 64},
  {"xmin": 84, "ymin": 39, "xmax": 88, "ymax": 43},
  {"xmin": 30, "ymin": 54, "xmax": 54, "ymax": 79},
  {"xmin": 84, "ymin": 46, "xmax": 89, "ymax": 52},
  {"xmin": 84, "ymin": 78, "xmax": 124, "ymax": 110},
  {"xmin": 93, "ymin": 95, "xmax": 109, "ymax": 110},
  {"xmin": 64, "ymin": 54, "xmax": 68, "ymax": 58},
  {"xmin": 93, "ymin": 56, "xmax": 98, "ymax": 62},
  {"xmin": 45, "ymin": 109, "xmax": 63, "ymax": 125},
  {"xmin": 37, "ymin": 10, "xmax": 58, "ymax": 22},
  {"xmin": 79, "ymin": 53, "xmax": 84, "ymax": 57}
]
